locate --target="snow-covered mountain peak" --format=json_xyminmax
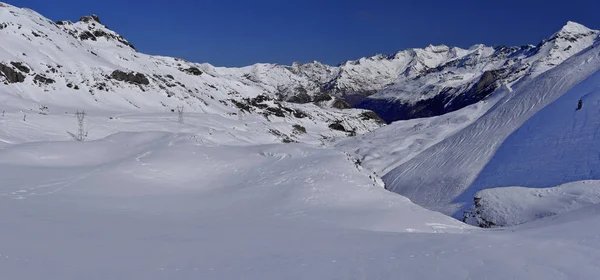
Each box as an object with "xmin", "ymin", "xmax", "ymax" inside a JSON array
[
  {"xmin": 558, "ymin": 21, "xmax": 594, "ymax": 36},
  {"xmin": 423, "ymin": 44, "xmax": 451, "ymax": 53},
  {"xmin": 79, "ymin": 14, "xmax": 102, "ymax": 24},
  {"xmin": 57, "ymin": 13, "xmax": 136, "ymax": 51}
]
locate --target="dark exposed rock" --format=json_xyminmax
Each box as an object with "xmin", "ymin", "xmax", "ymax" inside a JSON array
[
  {"xmin": 10, "ymin": 61, "xmax": 30, "ymax": 73},
  {"xmin": 79, "ymin": 31, "xmax": 97, "ymax": 41},
  {"xmin": 55, "ymin": 20, "xmax": 73, "ymax": 25},
  {"xmin": 248, "ymin": 95, "xmax": 270, "ymax": 109},
  {"xmin": 180, "ymin": 67, "xmax": 203, "ymax": 76},
  {"xmin": 462, "ymin": 196, "xmax": 498, "ymax": 228},
  {"xmin": 292, "ymin": 124, "xmax": 307, "ymax": 134},
  {"xmin": 231, "ymin": 99, "xmax": 252, "ymax": 112},
  {"xmin": 93, "ymin": 30, "xmax": 108, "ymax": 38},
  {"xmin": 265, "ymin": 107, "xmax": 286, "ymax": 117},
  {"xmin": 166, "ymin": 74, "xmax": 174, "ymax": 79},
  {"xmin": 80, "ymin": 15, "xmax": 101, "ymax": 24},
  {"xmin": 313, "ymin": 93, "xmax": 333, "ymax": 103},
  {"xmin": 328, "ymin": 122, "xmax": 347, "ymax": 132},
  {"xmin": 287, "ymin": 91, "xmax": 312, "ymax": 104},
  {"xmin": 0, "ymin": 63, "xmax": 25, "ymax": 83},
  {"xmin": 110, "ymin": 70, "xmax": 150, "ymax": 85},
  {"xmin": 359, "ymin": 111, "xmax": 386, "ymax": 124},
  {"xmin": 332, "ymin": 98, "xmax": 351, "ymax": 109},
  {"xmin": 34, "ymin": 74, "xmax": 55, "ymax": 85},
  {"xmin": 67, "ymin": 83, "xmax": 73, "ymax": 88},
  {"xmin": 293, "ymin": 109, "xmax": 307, "ymax": 118}
]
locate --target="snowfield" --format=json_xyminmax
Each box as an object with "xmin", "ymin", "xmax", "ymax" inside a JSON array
[
  {"xmin": 3, "ymin": 1, "xmax": 600, "ymax": 279},
  {"xmin": 464, "ymin": 181, "xmax": 600, "ymax": 227},
  {"xmin": 3, "ymin": 119, "xmax": 600, "ymax": 280}
]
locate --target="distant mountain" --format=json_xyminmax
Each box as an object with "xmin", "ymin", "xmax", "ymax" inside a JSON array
[
  {"xmin": 0, "ymin": 2, "xmax": 385, "ymax": 143},
  {"xmin": 1, "ymin": 2, "xmax": 597, "ymax": 128},
  {"xmin": 383, "ymin": 37, "xmax": 600, "ymax": 216},
  {"xmin": 356, "ymin": 22, "xmax": 599, "ymax": 122}
]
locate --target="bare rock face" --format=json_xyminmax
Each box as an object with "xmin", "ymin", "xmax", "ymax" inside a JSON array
[
  {"xmin": 0, "ymin": 63, "xmax": 25, "ymax": 83},
  {"xmin": 180, "ymin": 67, "xmax": 203, "ymax": 76},
  {"xmin": 80, "ymin": 14, "xmax": 101, "ymax": 24},
  {"xmin": 111, "ymin": 70, "xmax": 150, "ymax": 85},
  {"xmin": 34, "ymin": 74, "xmax": 55, "ymax": 85},
  {"xmin": 10, "ymin": 61, "xmax": 30, "ymax": 73}
]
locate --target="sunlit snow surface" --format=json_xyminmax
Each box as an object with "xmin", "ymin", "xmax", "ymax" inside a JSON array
[
  {"xmin": 2, "ymin": 2, "xmax": 600, "ymax": 279},
  {"xmin": 1, "ymin": 110, "xmax": 600, "ymax": 279}
]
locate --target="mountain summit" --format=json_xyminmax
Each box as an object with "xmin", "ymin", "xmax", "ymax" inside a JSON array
[{"xmin": 0, "ymin": 2, "xmax": 598, "ymax": 125}]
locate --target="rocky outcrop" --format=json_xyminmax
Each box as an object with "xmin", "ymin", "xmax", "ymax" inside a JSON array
[
  {"xmin": 80, "ymin": 15, "xmax": 101, "ymax": 24},
  {"xmin": 332, "ymin": 98, "xmax": 351, "ymax": 109},
  {"xmin": 328, "ymin": 122, "xmax": 347, "ymax": 132},
  {"xmin": 34, "ymin": 74, "xmax": 55, "ymax": 85},
  {"xmin": 287, "ymin": 91, "xmax": 311, "ymax": 104},
  {"xmin": 0, "ymin": 63, "xmax": 25, "ymax": 83},
  {"xmin": 359, "ymin": 111, "xmax": 386, "ymax": 124},
  {"xmin": 110, "ymin": 70, "xmax": 150, "ymax": 85},
  {"xmin": 79, "ymin": 31, "xmax": 96, "ymax": 41},
  {"xmin": 462, "ymin": 196, "xmax": 497, "ymax": 228},
  {"xmin": 180, "ymin": 67, "xmax": 203, "ymax": 76},
  {"xmin": 10, "ymin": 61, "xmax": 30, "ymax": 73}
]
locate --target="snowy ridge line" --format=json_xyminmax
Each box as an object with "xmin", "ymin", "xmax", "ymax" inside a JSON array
[
  {"xmin": 2, "ymin": 3, "xmax": 599, "ymax": 126},
  {"xmin": 383, "ymin": 37, "xmax": 600, "ymax": 216}
]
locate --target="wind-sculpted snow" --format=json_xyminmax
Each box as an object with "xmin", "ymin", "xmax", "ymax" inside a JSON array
[
  {"xmin": 469, "ymin": 67, "xmax": 600, "ymax": 190},
  {"xmin": 3, "ymin": 3, "xmax": 600, "ymax": 279},
  {"xmin": 4, "ymin": 129, "xmax": 600, "ymax": 279},
  {"xmin": 384, "ymin": 41, "xmax": 600, "ymax": 216}
]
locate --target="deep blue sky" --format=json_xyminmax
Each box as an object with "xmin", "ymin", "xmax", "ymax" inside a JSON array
[{"xmin": 12, "ymin": 0, "xmax": 600, "ymax": 67}]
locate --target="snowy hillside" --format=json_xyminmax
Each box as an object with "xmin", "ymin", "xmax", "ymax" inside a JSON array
[
  {"xmin": 3, "ymin": 3, "xmax": 598, "ymax": 127},
  {"xmin": 0, "ymin": 2, "xmax": 385, "ymax": 143},
  {"xmin": 5, "ymin": 110, "xmax": 600, "ymax": 279},
  {"xmin": 358, "ymin": 22, "xmax": 600, "ymax": 122},
  {"xmin": 335, "ymin": 101, "xmax": 491, "ymax": 175},
  {"xmin": 4, "ymin": 2, "xmax": 600, "ymax": 279},
  {"xmin": 464, "ymin": 181, "xmax": 600, "ymax": 227},
  {"xmin": 384, "ymin": 38, "xmax": 600, "ymax": 217}
]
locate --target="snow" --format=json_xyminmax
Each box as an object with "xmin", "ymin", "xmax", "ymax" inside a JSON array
[
  {"xmin": 335, "ymin": 100, "xmax": 491, "ymax": 175},
  {"xmin": 384, "ymin": 37, "xmax": 600, "ymax": 216},
  {"xmin": 3, "ymin": 2, "xmax": 600, "ymax": 279},
  {"xmin": 4, "ymin": 117, "xmax": 600, "ymax": 279},
  {"xmin": 464, "ymin": 180, "xmax": 600, "ymax": 227},
  {"xmin": 364, "ymin": 21, "xmax": 600, "ymax": 110}
]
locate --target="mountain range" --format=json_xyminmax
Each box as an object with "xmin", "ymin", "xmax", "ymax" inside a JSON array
[{"xmin": 1, "ymin": 2, "xmax": 598, "ymax": 126}]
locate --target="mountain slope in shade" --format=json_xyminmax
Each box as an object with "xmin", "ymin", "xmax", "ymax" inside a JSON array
[
  {"xmin": 357, "ymin": 22, "xmax": 600, "ymax": 123},
  {"xmin": 383, "ymin": 39, "xmax": 600, "ymax": 216}
]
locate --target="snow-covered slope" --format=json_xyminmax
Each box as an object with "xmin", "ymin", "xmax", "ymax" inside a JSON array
[
  {"xmin": 5, "ymin": 3, "xmax": 600, "ymax": 279},
  {"xmin": 3, "ymin": 3, "xmax": 597, "ymax": 127},
  {"xmin": 0, "ymin": 2, "xmax": 385, "ymax": 142},
  {"xmin": 335, "ymin": 101, "xmax": 491, "ymax": 175},
  {"xmin": 5, "ymin": 118, "xmax": 600, "ymax": 279},
  {"xmin": 384, "ymin": 39, "xmax": 600, "ymax": 216},
  {"xmin": 358, "ymin": 22, "xmax": 600, "ymax": 122},
  {"xmin": 463, "ymin": 181, "xmax": 600, "ymax": 227}
]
